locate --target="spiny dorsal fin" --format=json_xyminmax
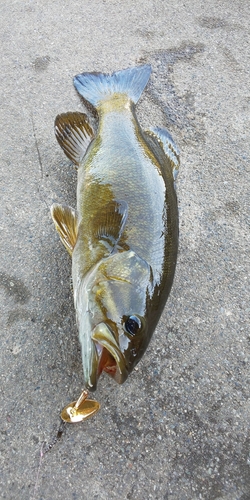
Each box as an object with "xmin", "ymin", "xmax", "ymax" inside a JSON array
[
  {"xmin": 92, "ymin": 200, "xmax": 128, "ymax": 250},
  {"xmin": 146, "ymin": 126, "xmax": 180, "ymax": 181},
  {"xmin": 54, "ymin": 112, "xmax": 94, "ymax": 165},
  {"xmin": 51, "ymin": 203, "xmax": 78, "ymax": 256}
]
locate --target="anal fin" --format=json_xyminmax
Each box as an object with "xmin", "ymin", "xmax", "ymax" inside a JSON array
[
  {"xmin": 51, "ymin": 203, "xmax": 78, "ymax": 256},
  {"xmin": 55, "ymin": 112, "xmax": 95, "ymax": 166}
]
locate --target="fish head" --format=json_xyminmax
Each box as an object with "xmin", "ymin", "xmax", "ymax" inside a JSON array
[
  {"xmin": 78, "ymin": 250, "xmax": 153, "ymax": 391},
  {"xmin": 92, "ymin": 250, "xmax": 154, "ymax": 384}
]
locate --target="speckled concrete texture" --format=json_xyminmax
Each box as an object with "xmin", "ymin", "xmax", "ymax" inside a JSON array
[{"xmin": 0, "ymin": 1, "xmax": 249, "ymax": 499}]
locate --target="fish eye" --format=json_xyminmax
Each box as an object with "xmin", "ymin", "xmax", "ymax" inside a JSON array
[{"xmin": 124, "ymin": 315, "xmax": 141, "ymax": 337}]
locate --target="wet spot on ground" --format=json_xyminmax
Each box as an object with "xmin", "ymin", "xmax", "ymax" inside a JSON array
[
  {"xmin": 31, "ymin": 55, "xmax": 50, "ymax": 71},
  {"xmin": 7, "ymin": 308, "xmax": 36, "ymax": 326},
  {"xmin": 0, "ymin": 272, "xmax": 31, "ymax": 304},
  {"xmin": 197, "ymin": 16, "xmax": 227, "ymax": 29},
  {"xmin": 137, "ymin": 43, "xmax": 205, "ymax": 143}
]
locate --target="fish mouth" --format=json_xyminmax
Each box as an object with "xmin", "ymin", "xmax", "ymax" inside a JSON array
[{"xmin": 92, "ymin": 323, "xmax": 128, "ymax": 385}]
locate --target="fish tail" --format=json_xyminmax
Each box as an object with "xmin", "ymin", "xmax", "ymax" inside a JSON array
[{"xmin": 73, "ymin": 65, "xmax": 151, "ymax": 107}]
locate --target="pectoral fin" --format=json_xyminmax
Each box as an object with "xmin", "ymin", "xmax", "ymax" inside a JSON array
[
  {"xmin": 92, "ymin": 200, "xmax": 128, "ymax": 251},
  {"xmin": 55, "ymin": 112, "xmax": 95, "ymax": 165},
  {"xmin": 51, "ymin": 203, "xmax": 78, "ymax": 256},
  {"xmin": 146, "ymin": 126, "xmax": 180, "ymax": 182}
]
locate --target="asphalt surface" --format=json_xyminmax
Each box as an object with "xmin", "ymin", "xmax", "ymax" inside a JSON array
[{"xmin": 1, "ymin": 1, "xmax": 249, "ymax": 499}]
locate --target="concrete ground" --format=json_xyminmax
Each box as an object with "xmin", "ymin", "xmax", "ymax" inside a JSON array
[{"xmin": 0, "ymin": 1, "xmax": 249, "ymax": 499}]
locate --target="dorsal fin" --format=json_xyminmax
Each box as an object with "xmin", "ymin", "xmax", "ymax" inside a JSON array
[
  {"xmin": 146, "ymin": 126, "xmax": 180, "ymax": 181},
  {"xmin": 54, "ymin": 112, "xmax": 94, "ymax": 165},
  {"xmin": 51, "ymin": 203, "xmax": 78, "ymax": 256}
]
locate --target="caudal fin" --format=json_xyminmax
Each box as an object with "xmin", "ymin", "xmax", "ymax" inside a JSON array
[{"xmin": 73, "ymin": 65, "xmax": 151, "ymax": 107}]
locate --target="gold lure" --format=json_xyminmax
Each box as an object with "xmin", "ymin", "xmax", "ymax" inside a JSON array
[{"xmin": 61, "ymin": 390, "xmax": 100, "ymax": 423}]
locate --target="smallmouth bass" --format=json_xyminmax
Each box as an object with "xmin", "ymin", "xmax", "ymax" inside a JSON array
[{"xmin": 51, "ymin": 65, "xmax": 179, "ymax": 413}]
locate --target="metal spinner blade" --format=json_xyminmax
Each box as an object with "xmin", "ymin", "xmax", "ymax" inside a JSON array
[{"xmin": 61, "ymin": 390, "xmax": 100, "ymax": 423}]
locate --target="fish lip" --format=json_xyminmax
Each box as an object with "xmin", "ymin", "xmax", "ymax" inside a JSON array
[
  {"xmin": 91, "ymin": 322, "xmax": 128, "ymax": 384},
  {"xmin": 84, "ymin": 347, "xmax": 99, "ymax": 392}
]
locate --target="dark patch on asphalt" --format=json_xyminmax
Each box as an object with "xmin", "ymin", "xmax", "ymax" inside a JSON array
[
  {"xmin": 137, "ymin": 43, "xmax": 205, "ymax": 143},
  {"xmin": 31, "ymin": 55, "xmax": 50, "ymax": 71},
  {"xmin": 0, "ymin": 272, "xmax": 31, "ymax": 304},
  {"xmin": 7, "ymin": 308, "xmax": 36, "ymax": 326},
  {"xmin": 197, "ymin": 17, "xmax": 227, "ymax": 29},
  {"xmin": 197, "ymin": 16, "xmax": 243, "ymax": 33}
]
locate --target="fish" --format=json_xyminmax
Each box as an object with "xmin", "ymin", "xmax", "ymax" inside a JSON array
[{"xmin": 51, "ymin": 64, "xmax": 179, "ymax": 399}]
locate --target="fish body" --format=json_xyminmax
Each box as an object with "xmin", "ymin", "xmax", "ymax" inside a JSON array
[{"xmin": 51, "ymin": 65, "xmax": 179, "ymax": 392}]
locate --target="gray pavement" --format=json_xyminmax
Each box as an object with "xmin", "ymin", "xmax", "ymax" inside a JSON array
[{"xmin": 0, "ymin": 1, "xmax": 249, "ymax": 499}]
